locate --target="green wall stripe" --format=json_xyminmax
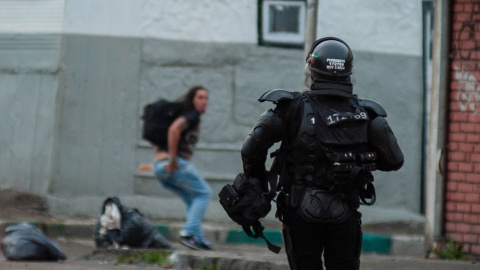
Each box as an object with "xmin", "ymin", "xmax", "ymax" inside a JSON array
[
  {"xmin": 154, "ymin": 225, "xmax": 170, "ymax": 239},
  {"xmin": 225, "ymin": 229, "xmax": 284, "ymax": 246},
  {"xmin": 225, "ymin": 230, "xmax": 392, "ymax": 254},
  {"xmin": 361, "ymin": 234, "xmax": 392, "ymax": 254}
]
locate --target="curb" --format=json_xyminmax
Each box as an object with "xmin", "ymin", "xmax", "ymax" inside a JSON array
[
  {"xmin": 224, "ymin": 229, "xmax": 395, "ymax": 255},
  {"xmin": 0, "ymin": 220, "xmax": 425, "ymax": 257},
  {"xmin": 172, "ymin": 249, "xmax": 290, "ymax": 270}
]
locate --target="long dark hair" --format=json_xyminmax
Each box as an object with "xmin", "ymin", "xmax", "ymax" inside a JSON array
[{"xmin": 175, "ymin": 86, "xmax": 208, "ymax": 112}]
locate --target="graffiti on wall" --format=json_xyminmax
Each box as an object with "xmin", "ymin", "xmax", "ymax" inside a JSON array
[
  {"xmin": 452, "ymin": 3, "xmax": 480, "ymax": 116},
  {"xmin": 454, "ymin": 66, "xmax": 480, "ymax": 115}
]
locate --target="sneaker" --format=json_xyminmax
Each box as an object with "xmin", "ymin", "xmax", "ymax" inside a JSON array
[
  {"xmin": 198, "ymin": 241, "xmax": 213, "ymax": 251},
  {"xmin": 179, "ymin": 235, "xmax": 212, "ymax": 251}
]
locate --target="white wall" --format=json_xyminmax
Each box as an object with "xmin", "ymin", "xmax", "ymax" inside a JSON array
[
  {"xmin": 0, "ymin": 0, "xmax": 422, "ymax": 54},
  {"xmin": 63, "ymin": 0, "xmax": 142, "ymax": 37},
  {"xmin": 317, "ymin": 0, "xmax": 423, "ymax": 56},
  {"xmin": 0, "ymin": 0, "xmax": 64, "ymax": 33},
  {"xmin": 63, "ymin": 0, "xmax": 422, "ymax": 55},
  {"xmin": 63, "ymin": 0, "xmax": 258, "ymax": 43}
]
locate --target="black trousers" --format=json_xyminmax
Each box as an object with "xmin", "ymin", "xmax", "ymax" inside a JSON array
[{"xmin": 282, "ymin": 208, "xmax": 362, "ymax": 270}]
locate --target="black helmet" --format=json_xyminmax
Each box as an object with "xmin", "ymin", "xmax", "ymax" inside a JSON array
[{"xmin": 306, "ymin": 37, "xmax": 353, "ymax": 78}]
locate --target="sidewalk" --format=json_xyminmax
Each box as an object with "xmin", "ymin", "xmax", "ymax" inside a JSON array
[
  {"xmin": 1, "ymin": 190, "xmax": 478, "ymax": 269},
  {"xmin": 1, "ymin": 217, "xmax": 480, "ymax": 269},
  {"xmin": 0, "ymin": 188, "xmax": 427, "ymax": 257},
  {"xmin": 0, "ymin": 217, "xmax": 425, "ymax": 256},
  {"xmin": 1, "ymin": 223, "xmax": 479, "ymax": 270}
]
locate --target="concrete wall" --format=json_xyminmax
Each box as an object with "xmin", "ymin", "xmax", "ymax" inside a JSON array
[
  {"xmin": 0, "ymin": 0, "xmax": 425, "ymax": 224},
  {"xmin": 50, "ymin": 34, "xmax": 141, "ymax": 197},
  {"xmin": 0, "ymin": 0, "xmax": 64, "ymax": 194}
]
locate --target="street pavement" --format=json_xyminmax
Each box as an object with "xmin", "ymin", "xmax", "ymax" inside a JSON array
[{"xmin": 1, "ymin": 236, "xmax": 480, "ymax": 270}]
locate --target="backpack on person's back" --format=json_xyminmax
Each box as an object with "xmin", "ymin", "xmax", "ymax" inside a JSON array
[{"xmin": 142, "ymin": 99, "xmax": 182, "ymax": 147}]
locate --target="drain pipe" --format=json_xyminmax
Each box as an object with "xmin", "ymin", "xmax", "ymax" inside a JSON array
[
  {"xmin": 303, "ymin": 0, "xmax": 318, "ymax": 89},
  {"xmin": 425, "ymin": 0, "xmax": 451, "ymax": 250}
]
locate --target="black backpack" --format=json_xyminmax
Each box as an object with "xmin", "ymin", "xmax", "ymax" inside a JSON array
[{"xmin": 142, "ymin": 99, "xmax": 182, "ymax": 147}]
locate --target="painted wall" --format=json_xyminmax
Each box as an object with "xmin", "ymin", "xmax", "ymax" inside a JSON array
[
  {"xmin": 0, "ymin": 0, "xmax": 64, "ymax": 194},
  {"xmin": 63, "ymin": 0, "xmax": 257, "ymax": 42},
  {"xmin": 316, "ymin": 0, "xmax": 422, "ymax": 56},
  {"xmin": 62, "ymin": 0, "xmax": 422, "ymax": 55},
  {"xmin": 0, "ymin": 0, "xmax": 425, "ymax": 224}
]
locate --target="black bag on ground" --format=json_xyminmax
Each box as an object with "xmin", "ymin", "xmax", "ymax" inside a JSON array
[
  {"xmin": 1, "ymin": 222, "xmax": 66, "ymax": 261},
  {"xmin": 141, "ymin": 99, "xmax": 182, "ymax": 147},
  {"xmin": 94, "ymin": 197, "xmax": 173, "ymax": 249}
]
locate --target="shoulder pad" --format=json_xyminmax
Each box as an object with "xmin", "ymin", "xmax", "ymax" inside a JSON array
[
  {"xmin": 258, "ymin": 89, "xmax": 295, "ymax": 103},
  {"xmin": 359, "ymin": 99, "xmax": 387, "ymax": 117}
]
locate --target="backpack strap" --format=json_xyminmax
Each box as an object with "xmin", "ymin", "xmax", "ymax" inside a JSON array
[{"xmin": 242, "ymin": 221, "xmax": 281, "ymax": 254}]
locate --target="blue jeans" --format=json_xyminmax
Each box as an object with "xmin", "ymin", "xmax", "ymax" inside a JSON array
[{"xmin": 154, "ymin": 157, "xmax": 212, "ymax": 243}]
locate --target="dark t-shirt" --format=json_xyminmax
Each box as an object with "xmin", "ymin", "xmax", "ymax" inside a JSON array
[
  {"xmin": 158, "ymin": 110, "xmax": 200, "ymax": 160},
  {"xmin": 177, "ymin": 111, "xmax": 200, "ymax": 159}
]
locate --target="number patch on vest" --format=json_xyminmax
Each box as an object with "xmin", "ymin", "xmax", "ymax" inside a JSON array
[{"xmin": 325, "ymin": 112, "xmax": 368, "ymax": 126}]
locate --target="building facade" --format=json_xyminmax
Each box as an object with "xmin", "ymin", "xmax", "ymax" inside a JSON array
[
  {"xmin": 444, "ymin": 0, "xmax": 480, "ymax": 256},
  {"xmin": 0, "ymin": 0, "xmax": 425, "ymax": 230}
]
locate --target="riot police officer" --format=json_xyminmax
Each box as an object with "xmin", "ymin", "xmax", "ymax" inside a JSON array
[{"xmin": 220, "ymin": 37, "xmax": 403, "ymax": 269}]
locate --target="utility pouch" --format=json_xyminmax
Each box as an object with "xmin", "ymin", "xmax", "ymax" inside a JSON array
[
  {"xmin": 289, "ymin": 185, "xmax": 303, "ymax": 208},
  {"xmin": 219, "ymin": 184, "xmax": 239, "ymax": 208},
  {"xmin": 296, "ymin": 188, "xmax": 352, "ymax": 223},
  {"xmin": 219, "ymin": 171, "xmax": 282, "ymax": 254},
  {"xmin": 275, "ymin": 191, "xmax": 288, "ymax": 220},
  {"xmin": 218, "ymin": 173, "xmax": 272, "ymax": 225}
]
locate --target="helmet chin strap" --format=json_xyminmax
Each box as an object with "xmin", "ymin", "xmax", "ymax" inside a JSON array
[
  {"xmin": 309, "ymin": 79, "xmax": 353, "ymax": 98},
  {"xmin": 311, "ymin": 72, "xmax": 352, "ymax": 83}
]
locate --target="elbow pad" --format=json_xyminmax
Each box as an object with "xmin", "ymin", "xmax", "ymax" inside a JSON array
[
  {"xmin": 368, "ymin": 116, "xmax": 404, "ymax": 171},
  {"xmin": 241, "ymin": 109, "xmax": 285, "ymax": 177}
]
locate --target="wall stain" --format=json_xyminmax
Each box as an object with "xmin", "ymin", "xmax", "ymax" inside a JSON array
[
  {"xmin": 452, "ymin": 2, "xmax": 480, "ymax": 117},
  {"xmin": 454, "ymin": 66, "xmax": 480, "ymax": 115}
]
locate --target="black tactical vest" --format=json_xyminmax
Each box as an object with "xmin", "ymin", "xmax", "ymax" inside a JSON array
[{"xmin": 282, "ymin": 92, "xmax": 372, "ymax": 189}]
